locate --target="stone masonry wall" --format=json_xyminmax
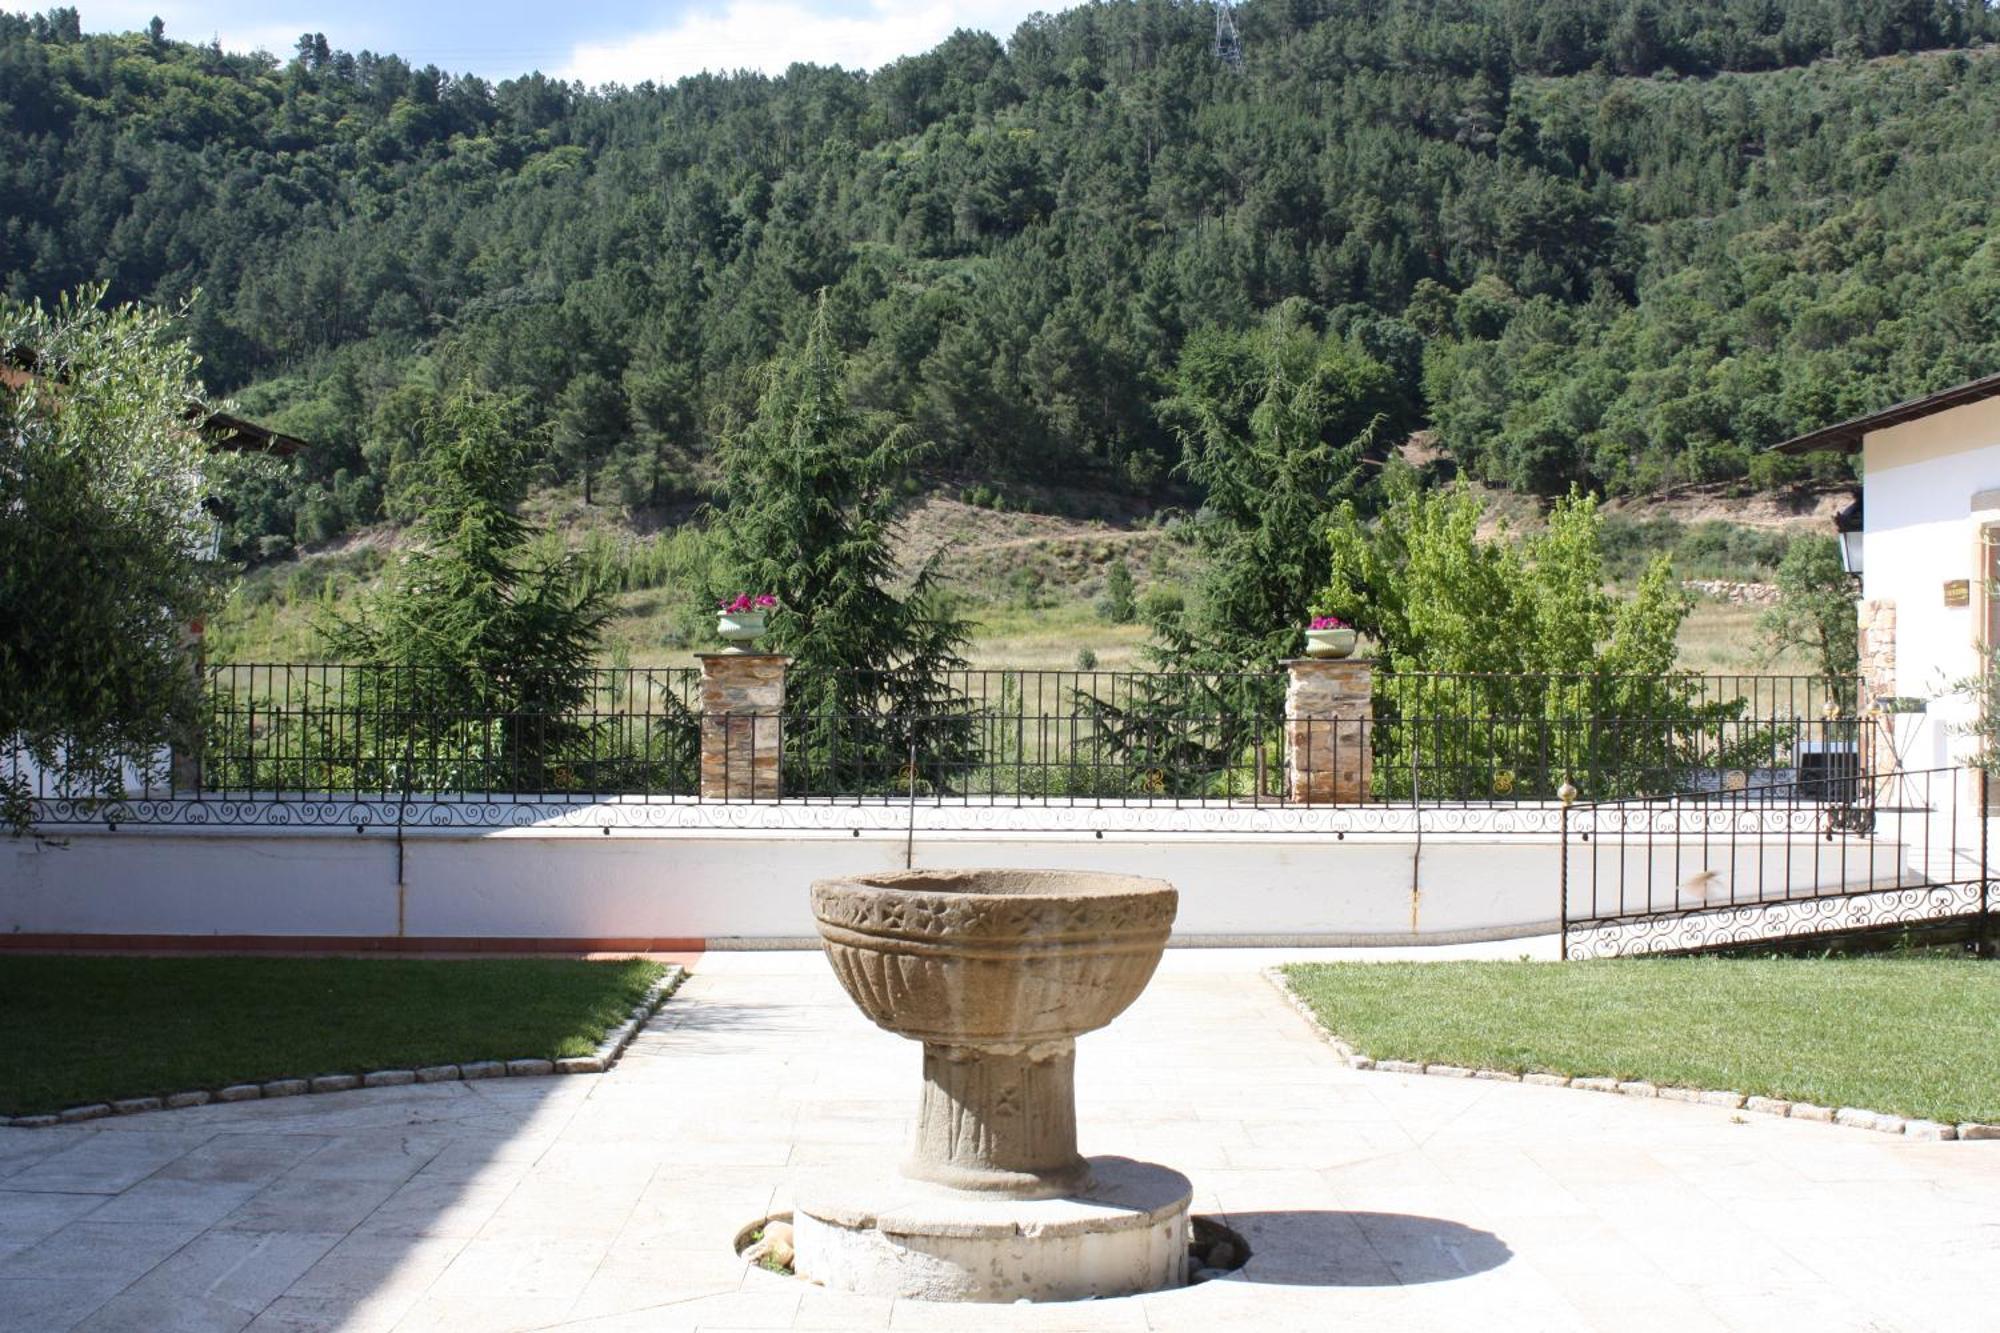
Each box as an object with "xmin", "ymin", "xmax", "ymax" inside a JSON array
[{"xmin": 1857, "ymin": 598, "xmax": 1896, "ymax": 778}]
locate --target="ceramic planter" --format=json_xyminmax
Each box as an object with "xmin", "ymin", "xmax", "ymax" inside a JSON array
[
  {"xmin": 716, "ymin": 609, "xmax": 768, "ymax": 652},
  {"xmin": 1304, "ymin": 626, "xmax": 1357, "ymax": 659}
]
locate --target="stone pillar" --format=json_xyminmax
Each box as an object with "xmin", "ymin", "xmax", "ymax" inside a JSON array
[
  {"xmin": 698, "ymin": 653, "xmax": 786, "ymax": 801},
  {"xmin": 1285, "ymin": 657, "xmax": 1372, "ymax": 804},
  {"xmin": 1857, "ymin": 598, "xmax": 1896, "ymax": 780}
]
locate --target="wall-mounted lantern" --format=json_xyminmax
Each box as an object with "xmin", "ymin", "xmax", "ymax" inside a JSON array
[
  {"xmin": 198, "ymin": 493, "xmax": 234, "ymax": 563},
  {"xmin": 1833, "ymin": 495, "xmax": 1863, "ymax": 576}
]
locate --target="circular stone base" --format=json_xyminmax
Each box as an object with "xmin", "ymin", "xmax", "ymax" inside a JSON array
[{"xmin": 793, "ymin": 1156, "xmax": 1192, "ymax": 1303}]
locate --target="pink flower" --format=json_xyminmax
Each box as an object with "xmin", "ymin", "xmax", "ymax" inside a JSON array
[
  {"xmin": 719, "ymin": 593, "xmax": 778, "ymax": 613},
  {"xmin": 1309, "ymin": 616, "xmax": 1350, "ymax": 631}
]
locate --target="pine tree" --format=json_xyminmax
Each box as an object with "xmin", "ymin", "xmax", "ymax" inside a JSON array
[
  {"xmin": 714, "ymin": 299, "xmax": 970, "ymax": 787},
  {"xmin": 554, "ymin": 372, "xmax": 627, "ymax": 506},
  {"xmin": 1098, "ymin": 557, "xmax": 1137, "ymax": 624},
  {"xmin": 1153, "ymin": 315, "xmax": 1401, "ymax": 672},
  {"xmin": 1088, "ymin": 315, "xmax": 1405, "ymax": 793},
  {"xmin": 324, "ymin": 384, "xmax": 610, "ymax": 790}
]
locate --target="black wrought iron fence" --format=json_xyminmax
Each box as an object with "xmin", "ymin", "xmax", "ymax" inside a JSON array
[
  {"xmin": 808, "ymin": 668, "xmax": 1276, "ymax": 714},
  {"xmin": 776, "ymin": 710, "xmax": 1289, "ymax": 804},
  {"xmin": 198, "ymin": 664, "xmax": 703, "ymax": 801},
  {"xmin": 1372, "ymin": 672, "xmax": 1853, "ymax": 801},
  {"xmin": 699, "ymin": 707, "xmax": 1865, "ymax": 810},
  {"xmin": 208, "ymin": 663, "xmax": 703, "ymax": 713},
  {"xmin": 10, "ymin": 663, "xmax": 1867, "ymax": 819},
  {"xmin": 1560, "ymin": 765, "xmax": 1991, "ymax": 958}
]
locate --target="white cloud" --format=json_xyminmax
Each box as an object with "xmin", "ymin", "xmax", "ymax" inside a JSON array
[{"xmin": 558, "ymin": 0, "xmax": 1044, "ymax": 87}]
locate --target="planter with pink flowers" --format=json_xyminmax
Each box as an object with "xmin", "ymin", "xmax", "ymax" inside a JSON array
[
  {"xmin": 1303, "ymin": 615, "xmax": 1357, "ymax": 659},
  {"xmin": 717, "ymin": 593, "xmax": 779, "ymax": 652}
]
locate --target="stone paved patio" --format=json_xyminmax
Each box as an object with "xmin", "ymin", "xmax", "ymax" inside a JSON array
[{"xmin": 2, "ymin": 948, "xmax": 1996, "ymax": 1331}]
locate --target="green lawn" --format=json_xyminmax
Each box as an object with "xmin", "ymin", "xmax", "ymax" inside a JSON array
[
  {"xmin": 1282, "ymin": 957, "xmax": 1999, "ymax": 1125},
  {"xmin": 0, "ymin": 957, "xmax": 667, "ymax": 1116}
]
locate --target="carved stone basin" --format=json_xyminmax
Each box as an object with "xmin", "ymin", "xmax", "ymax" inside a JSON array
[{"xmin": 810, "ymin": 868, "xmax": 1177, "ymax": 1197}]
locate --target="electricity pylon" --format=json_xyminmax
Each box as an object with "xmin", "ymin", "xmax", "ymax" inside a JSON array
[{"xmin": 1213, "ymin": 0, "xmax": 1243, "ymax": 70}]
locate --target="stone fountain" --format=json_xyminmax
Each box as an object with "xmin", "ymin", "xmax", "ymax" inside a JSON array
[{"xmin": 794, "ymin": 868, "xmax": 1190, "ymax": 1303}]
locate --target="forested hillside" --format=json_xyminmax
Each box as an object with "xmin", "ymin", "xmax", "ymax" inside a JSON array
[{"xmin": 4, "ymin": 2, "xmax": 1997, "ymax": 560}]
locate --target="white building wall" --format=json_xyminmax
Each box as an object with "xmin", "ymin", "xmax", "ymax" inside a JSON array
[{"xmin": 1861, "ymin": 395, "xmax": 2000, "ymax": 768}]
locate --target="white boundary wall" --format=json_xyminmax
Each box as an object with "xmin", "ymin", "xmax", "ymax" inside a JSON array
[{"xmin": 0, "ymin": 820, "xmax": 1909, "ymax": 947}]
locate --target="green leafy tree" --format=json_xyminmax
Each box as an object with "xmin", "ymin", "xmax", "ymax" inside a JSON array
[
  {"xmin": 1758, "ymin": 535, "xmax": 1860, "ymax": 704},
  {"xmin": 322, "ymin": 385, "xmax": 611, "ymax": 791},
  {"xmin": 1321, "ymin": 478, "xmax": 1689, "ymax": 677},
  {"xmin": 1, "ymin": 288, "xmax": 217, "ymax": 829},
  {"xmin": 1317, "ymin": 478, "xmax": 1754, "ymax": 798},
  {"xmin": 713, "ymin": 300, "xmax": 970, "ymax": 787}
]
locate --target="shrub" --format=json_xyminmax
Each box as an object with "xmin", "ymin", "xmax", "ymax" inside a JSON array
[
  {"xmin": 1137, "ymin": 586, "xmax": 1185, "ymax": 623},
  {"xmin": 1096, "ymin": 557, "xmax": 1137, "ymax": 624}
]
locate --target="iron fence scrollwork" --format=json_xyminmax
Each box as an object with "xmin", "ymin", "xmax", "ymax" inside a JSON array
[{"xmin": 1559, "ymin": 761, "xmax": 1993, "ymax": 957}]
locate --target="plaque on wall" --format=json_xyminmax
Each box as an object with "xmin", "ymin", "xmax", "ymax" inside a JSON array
[{"xmin": 1944, "ymin": 579, "xmax": 1971, "ymax": 607}]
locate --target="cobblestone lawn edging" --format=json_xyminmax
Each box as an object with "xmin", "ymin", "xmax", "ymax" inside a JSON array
[
  {"xmin": 1264, "ymin": 968, "xmax": 1999, "ymax": 1145},
  {"xmin": 0, "ymin": 965, "xmax": 686, "ymax": 1130}
]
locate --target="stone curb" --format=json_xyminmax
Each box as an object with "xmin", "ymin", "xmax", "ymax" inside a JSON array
[
  {"xmin": 1262, "ymin": 968, "xmax": 1995, "ymax": 1147},
  {"xmin": 2, "ymin": 966, "xmax": 685, "ymax": 1129}
]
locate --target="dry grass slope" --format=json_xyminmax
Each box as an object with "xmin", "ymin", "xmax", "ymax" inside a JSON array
[{"xmin": 206, "ymin": 487, "xmax": 1834, "ymax": 673}]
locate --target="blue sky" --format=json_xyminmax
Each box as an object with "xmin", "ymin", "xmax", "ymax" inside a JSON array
[{"xmin": 79, "ymin": 0, "xmax": 1053, "ymax": 84}]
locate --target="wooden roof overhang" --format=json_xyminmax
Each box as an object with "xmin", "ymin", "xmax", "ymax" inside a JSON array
[
  {"xmin": 1769, "ymin": 371, "xmax": 2000, "ymax": 455},
  {"xmin": 2, "ymin": 348, "xmax": 306, "ymax": 456}
]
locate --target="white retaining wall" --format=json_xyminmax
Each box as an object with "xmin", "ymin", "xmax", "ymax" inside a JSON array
[{"xmin": 0, "ymin": 820, "xmax": 1912, "ymax": 947}]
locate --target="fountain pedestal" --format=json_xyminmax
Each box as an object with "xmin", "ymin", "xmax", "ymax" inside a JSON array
[
  {"xmin": 794, "ymin": 1157, "xmax": 1190, "ymax": 1303},
  {"xmin": 796, "ymin": 869, "xmax": 1190, "ymax": 1303}
]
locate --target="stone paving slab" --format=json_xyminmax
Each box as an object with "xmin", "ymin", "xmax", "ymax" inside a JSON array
[{"xmin": 2, "ymin": 948, "xmax": 1996, "ymax": 1331}]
